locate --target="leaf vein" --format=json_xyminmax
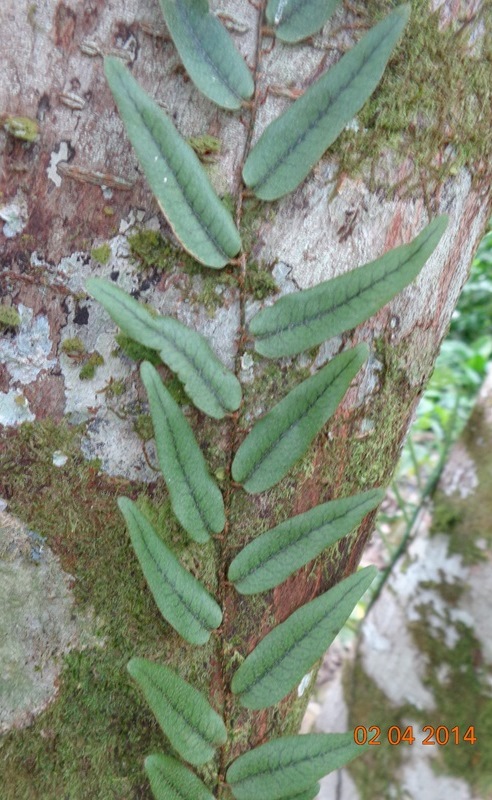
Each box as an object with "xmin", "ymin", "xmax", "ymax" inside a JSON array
[
  {"xmin": 140, "ymin": 525, "xmax": 213, "ymax": 630},
  {"xmin": 239, "ymin": 353, "xmax": 358, "ymax": 484},
  {"xmin": 256, "ymin": 225, "xmax": 435, "ymax": 342},
  {"xmin": 236, "ymin": 493, "xmax": 373, "ymax": 582},
  {"xmin": 153, "ymin": 378, "xmax": 212, "ymax": 534},
  {"xmin": 142, "ymin": 670, "xmax": 214, "ymax": 746},
  {"xmin": 176, "ymin": 2, "xmax": 243, "ymax": 102},
  {"xmin": 252, "ymin": 13, "xmax": 401, "ymax": 193},
  {"xmin": 238, "ymin": 575, "xmax": 363, "ymax": 694},
  {"xmin": 143, "ymin": 107, "xmax": 229, "ymax": 259}
]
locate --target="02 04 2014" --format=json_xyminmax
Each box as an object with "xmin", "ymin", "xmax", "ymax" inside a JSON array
[{"xmin": 353, "ymin": 724, "xmax": 477, "ymax": 746}]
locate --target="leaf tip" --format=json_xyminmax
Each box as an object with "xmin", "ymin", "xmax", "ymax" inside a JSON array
[
  {"xmin": 126, "ymin": 657, "xmax": 139, "ymax": 677},
  {"xmin": 117, "ymin": 495, "xmax": 131, "ymax": 515}
]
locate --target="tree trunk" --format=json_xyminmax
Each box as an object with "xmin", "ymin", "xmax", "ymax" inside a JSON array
[
  {"xmin": 316, "ymin": 367, "xmax": 492, "ymax": 800},
  {"xmin": 1, "ymin": 1, "xmax": 491, "ymax": 797}
]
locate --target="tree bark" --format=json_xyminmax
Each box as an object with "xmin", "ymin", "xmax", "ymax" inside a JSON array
[
  {"xmin": 316, "ymin": 368, "xmax": 492, "ymax": 800},
  {"xmin": 0, "ymin": 1, "xmax": 491, "ymax": 797}
]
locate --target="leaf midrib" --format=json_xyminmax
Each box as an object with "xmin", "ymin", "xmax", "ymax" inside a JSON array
[
  {"xmin": 152, "ymin": 378, "xmax": 213, "ymax": 536},
  {"xmin": 251, "ymin": 12, "xmax": 401, "ymax": 193},
  {"xmin": 137, "ymin": 512, "xmax": 215, "ymax": 631},
  {"xmin": 238, "ymin": 352, "xmax": 359, "ymax": 484},
  {"xmin": 98, "ymin": 283, "xmax": 229, "ymax": 414},
  {"xmin": 141, "ymin": 667, "xmax": 218, "ymax": 750},
  {"xmin": 157, "ymin": 319, "xmax": 232, "ymax": 413},
  {"xmin": 230, "ymin": 737, "xmax": 352, "ymax": 786},
  {"xmin": 276, "ymin": 0, "xmax": 330, "ymax": 29},
  {"xmin": 255, "ymin": 224, "xmax": 435, "ymax": 342},
  {"xmin": 236, "ymin": 573, "xmax": 366, "ymax": 695},
  {"xmin": 235, "ymin": 494, "xmax": 374, "ymax": 583},
  {"xmin": 142, "ymin": 103, "xmax": 230, "ymax": 259},
  {"xmin": 111, "ymin": 63, "xmax": 231, "ymax": 261},
  {"xmin": 176, "ymin": 1, "xmax": 243, "ymax": 102},
  {"xmin": 152, "ymin": 761, "xmax": 197, "ymax": 800}
]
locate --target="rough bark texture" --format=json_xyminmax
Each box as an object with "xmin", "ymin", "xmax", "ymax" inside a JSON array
[
  {"xmin": 0, "ymin": 0, "xmax": 491, "ymax": 798},
  {"xmin": 317, "ymin": 369, "xmax": 492, "ymax": 800}
]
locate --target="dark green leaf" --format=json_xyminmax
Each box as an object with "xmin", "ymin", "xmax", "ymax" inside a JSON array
[
  {"xmin": 118, "ymin": 498, "xmax": 222, "ymax": 645},
  {"xmin": 104, "ymin": 56, "xmax": 241, "ymax": 267},
  {"xmin": 251, "ymin": 216, "xmax": 449, "ymax": 357},
  {"xmin": 145, "ymin": 753, "xmax": 215, "ymax": 800},
  {"xmin": 266, "ymin": 0, "xmax": 342, "ymax": 43},
  {"xmin": 158, "ymin": 0, "xmax": 254, "ymax": 109},
  {"xmin": 226, "ymin": 732, "xmax": 366, "ymax": 800},
  {"xmin": 231, "ymin": 566, "xmax": 377, "ymax": 708},
  {"xmin": 86, "ymin": 278, "xmax": 241, "ymax": 419},
  {"xmin": 128, "ymin": 658, "xmax": 226, "ymax": 765},
  {"xmin": 228, "ymin": 488, "xmax": 384, "ymax": 593},
  {"xmin": 231, "ymin": 344, "xmax": 368, "ymax": 493},
  {"xmin": 141, "ymin": 362, "xmax": 225, "ymax": 543},
  {"xmin": 243, "ymin": 5, "xmax": 410, "ymax": 200}
]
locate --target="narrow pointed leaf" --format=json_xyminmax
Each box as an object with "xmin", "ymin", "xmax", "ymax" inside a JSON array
[
  {"xmin": 228, "ymin": 488, "xmax": 383, "ymax": 594},
  {"xmin": 232, "ymin": 344, "xmax": 368, "ymax": 493},
  {"xmin": 86, "ymin": 278, "xmax": 241, "ymax": 419},
  {"xmin": 231, "ymin": 566, "xmax": 377, "ymax": 708},
  {"xmin": 104, "ymin": 56, "xmax": 241, "ymax": 267},
  {"xmin": 251, "ymin": 216, "xmax": 448, "ymax": 357},
  {"xmin": 128, "ymin": 658, "xmax": 226, "ymax": 765},
  {"xmin": 157, "ymin": 0, "xmax": 254, "ymax": 109},
  {"xmin": 226, "ymin": 732, "xmax": 366, "ymax": 800},
  {"xmin": 118, "ymin": 498, "xmax": 222, "ymax": 645},
  {"xmin": 141, "ymin": 362, "xmax": 225, "ymax": 543},
  {"xmin": 145, "ymin": 753, "xmax": 215, "ymax": 800},
  {"xmin": 243, "ymin": 5, "xmax": 410, "ymax": 200},
  {"xmin": 266, "ymin": 0, "xmax": 342, "ymax": 43}
]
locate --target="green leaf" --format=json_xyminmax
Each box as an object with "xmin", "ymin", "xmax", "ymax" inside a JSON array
[
  {"xmin": 104, "ymin": 56, "xmax": 241, "ymax": 267},
  {"xmin": 157, "ymin": 0, "xmax": 254, "ymax": 110},
  {"xmin": 226, "ymin": 732, "xmax": 366, "ymax": 800},
  {"xmin": 251, "ymin": 216, "xmax": 449, "ymax": 357},
  {"xmin": 228, "ymin": 488, "xmax": 384, "ymax": 593},
  {"xmin": 266, "ymin": 0, "xmax": 342, "ymax": 43},
  {"xmin": 86, "ymin": 277, "xmax": 241, "ymax": 419},
  {"xmin": 231, "ymin": 344, "xmax": 368, "ymax": 493},
  {"xmin": 231, "ymin": 566, "xmax": 377, "ymax": 708},
  {"xmin": 243, "ymin": 5, "xmax": 410, "ymax": 200},
  {"xmin": 118, "ymin": 498, "xmax": 222, "ymax": 645},
  {"xmin": 141, "ymin": 362, "xmax": 225, "ymax": 543},
  {"xmin": 283, "ymin": 788, "xmax": 319, "ymax": 800},
  {"xmin": 127, "ymin": 658, "xmax": 226, "ymax": 765},
  {"xmin": 145, "ymin": 753, "xmax": 215, "ymax": 800}
]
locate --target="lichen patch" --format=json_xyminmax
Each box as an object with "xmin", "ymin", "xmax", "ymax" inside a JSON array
[
  {"xmin": 440, "ymin": 442, "xmax": 479, "ymax": 499},
  {"xmin": 0, "ymin": 511, "xmax": 102, "ymax": 734},
  {"xmin": 0, "ymin": 305, "xmax": 56, "ymax": 385}
]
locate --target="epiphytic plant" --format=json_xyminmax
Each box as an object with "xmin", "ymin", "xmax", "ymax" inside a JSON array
[{"xmin": 87, "ymin": 2, "xmax": 447, "ymax": 797}]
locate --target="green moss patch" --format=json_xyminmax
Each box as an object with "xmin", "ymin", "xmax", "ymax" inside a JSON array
[
  {"xmin": 61, "ymin": 336, "xmax": 86, "ymax": 356},
  {"xmin": 128, "ymin": 229, "xmax": 175, "ymax": 272},
  {"xmin": 0, "ymin": 420, "xmax": 219, "ymax": 799},
  {"xmin": 188, "ymin": 134, "xmax": 221, "ymax": 161},
  {"xmin": 332, "ymin": 0, "xmax": 492, "ymax": 188},
  {"xmin": 79, "ymin": 351, "xmax": 104, "ymax": 380},
  {"xmin": 410, "ymin": 616, "xmax": 492, "ymax": 792},
  {"xmin": 114, "ymin": 332, "xmax": 161, "ymax": 366},
  {"xmin": 91, "ymin": 243, "xmax": 111, "ymax": 265},
  {"xmin": 3, "ymin": 115, "xmax": 39, "ymax": 142},
  {"xmin": 0, "ymin": 305, "xmax": 21, "ymax": 330},
  {"xmin": 244, "ymin": 263, "xmax": 277, "ymax": 300}
]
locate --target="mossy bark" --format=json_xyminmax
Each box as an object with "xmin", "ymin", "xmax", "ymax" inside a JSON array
[
  {"xmin": 337, "ymin": 372, "xmax": 492, "ymax": 800},
  {"xmin": 0, "ymin": 1, "xmax": 491, "ymax": 798}
]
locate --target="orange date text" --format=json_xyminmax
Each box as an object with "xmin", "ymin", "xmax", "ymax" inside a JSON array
[{"xmin": 354, "ymin": 725, "xmax": 477, "ymax": 746}]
